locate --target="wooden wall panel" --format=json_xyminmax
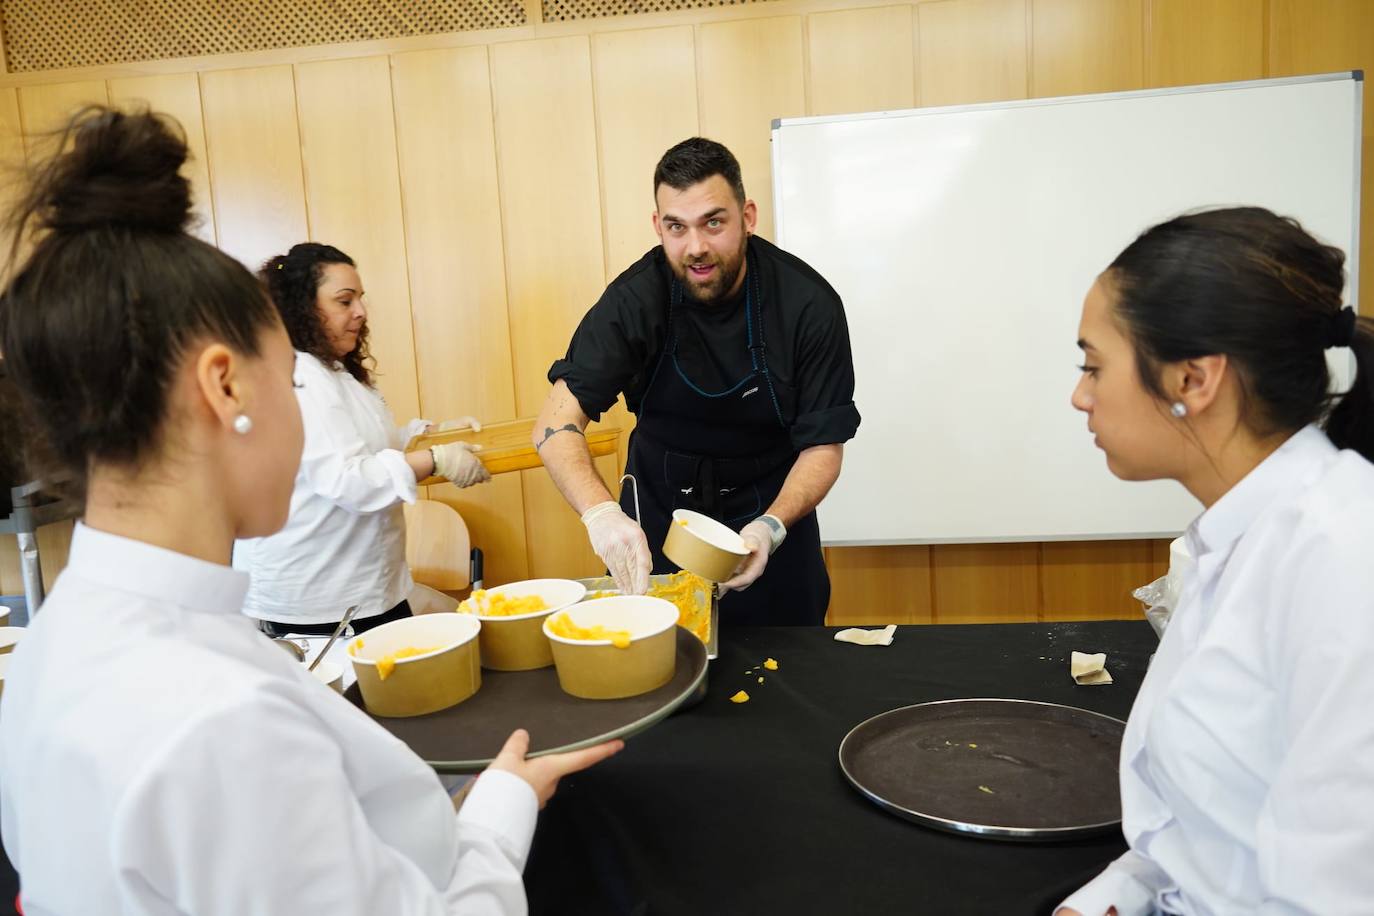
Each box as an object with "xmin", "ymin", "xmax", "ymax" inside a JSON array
[
  {"xmin": 17, "ymin": 80, "xmax": 108, "ymax": 148},
  {"xmin": 108, "ymin": 74, "xmax": 218, "ymax": 244},
  {"xmin": 391, "ymin": 45, "xmax": 530, "ymax": 586},
  {"xmin": 1030, "ymin": 0, "xmax": 1144, "ymax": 98},
  {"xmin": 697, "ymin": 16, "xmax": 806, "ymax": 239},
  {"xmin": 1269, "ymin": 0, "xmax": 1374, "ymax": 318},
  {"xmin": 1040, "ymin": 539, "xmax": 1161, "ymax": 621},
  {"xmin": 931, "ymin": 543, "xmax": 1040, "ymax": 623},
  {"xmin": 520, "ymin": 457, "xmax": 619, "ymax": 580},
  {"xmin": 591, "ymin": 25, "xmax": 700, "ymax": 472},
  {"xmin": 199, "ymin": 66, "xmax": 309, "ymax": 271},
  {"xmin": 294, "ymin": 56, "xmax": 419, "ymax": 423},
  {"xmin": 825, "ymin": 545, "xmax": 933, "ymax": 625},
  {"xmin": 0, "ymin": 87, "xmax": 24, "ymax": 262},
  {"xmin": 917, "ymin": 0, "xmax": 1029, "ymax": 107},
  {"xmin": 806, "ymin": 5, "xmax": 916, "ymax": 117},
  {"xmin": 490, "ymin": 35, "xmax": 612, "ymax": 578},
  {"xmin": 593, "ymin": 26, "xmax": 698, "ymax": 277},
  {"xmin": 1145, "ymin": 0, "xmax": 1263, "ymax": 88}
]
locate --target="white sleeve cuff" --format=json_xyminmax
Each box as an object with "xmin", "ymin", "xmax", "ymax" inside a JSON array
[
  {"xmin": 376, "ymin": 448, "xmax": 420, "ymax": 505},
  {"xmin": 1059, "ymin": 853, "xmax": 1162, "ymax": 916},
  {"xmin": 456, "ymin": 769, "xmax": 539, "ymax": 869}
]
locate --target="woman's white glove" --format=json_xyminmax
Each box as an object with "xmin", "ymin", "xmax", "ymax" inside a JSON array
[
  {"xmin": 401, "ymin": 418, "xmax": 434, "ymax": 442},
  {"xmin": 437, "ymin": 416, "xmax": 482, "ymax": 433},
  {"xmin": 580, "ymin": 501, "xmax": 651, "ymax": 595},
  {"xmin": 431, "ymin": 441, "xmax": 490, "ymax": 488},
  {"xmin": 719, "ymin": 517, "xmax": 783, "ymax": 595}
]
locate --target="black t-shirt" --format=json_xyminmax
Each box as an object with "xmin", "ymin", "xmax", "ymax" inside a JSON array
[{"xmin": 548, "ymin": 236, "xmax": 861, "ymax": 451}]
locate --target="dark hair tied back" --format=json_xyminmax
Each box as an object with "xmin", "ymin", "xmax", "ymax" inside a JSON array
[
  {"xmin": 1108, "ymin": 206, "xmax": 1374, "ymax": 463},
  {"xmin": 25, "ymin": 106, "xmax": 193, "ymax": 237}
]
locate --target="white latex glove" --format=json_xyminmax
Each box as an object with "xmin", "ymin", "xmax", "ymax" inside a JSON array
[
  {"xmin": 580, "ymin": 501, "xmax": 651, "ymax": 595},
  {"xmin": 719, "ymin": 518, "xmax": 775, "ymax": 595},
  {"xmin": 401, "ymin": 418, "xmax": 433, "ymax": 442},
  {"xmin": 437, "ymin": 416, "xmax": 482, "ymax": 433},
  {"xmin": 431, "ymin": 441, "xmax": 490, "ymax": 488}
]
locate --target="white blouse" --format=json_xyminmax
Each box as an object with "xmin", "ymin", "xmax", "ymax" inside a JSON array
[
  {"xmin": 0, "ymin": 524, "xmax": 537, "ymax": 915},
  {"xmin": 235, "ymin": 352, "xmax": 423, "ymax": 624},
  {"xmin": 1062, "ymin": 426, "xmax": 1374, "ymax": 915}
]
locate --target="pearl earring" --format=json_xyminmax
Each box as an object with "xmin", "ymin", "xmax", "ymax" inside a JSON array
[
  {"xmin": 1170, "ymin": 402, "xmax": 1188, "ymax": 418},
  {"xmin": 233, "ymin": 414, "xmax": 253, "ymax": 435}
]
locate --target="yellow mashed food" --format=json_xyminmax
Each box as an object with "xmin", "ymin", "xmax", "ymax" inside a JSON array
[
  {"xmin": 547, "ymin": 613, "xmax": 632, "ymax": 649},
  {"xmin": 460, "ymin": 589, "xmax": 550, "ymax": 617},
  {"xmin": 730, "ymin": 690, "xmax": 750, "ymax": 703},
  {"xmin": 648, "ymin": 571, "xmax": 711, "ymax": 645},
  {"xmin": 579, "ymin": 571, "xmax": 712, "ymax": 645},
  {"xmin": 368, "ymin": 645, "xmax": 442, "ymax": 681}
]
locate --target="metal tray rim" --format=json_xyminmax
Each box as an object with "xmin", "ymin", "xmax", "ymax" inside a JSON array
[{"xmin": 838, "ymin": 697, "xmax": 1127, "ymax": 842}]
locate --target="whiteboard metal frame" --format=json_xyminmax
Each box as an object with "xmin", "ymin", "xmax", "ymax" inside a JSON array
[{"xmin": 769, "ymin": 71, "xmax": 1364, "ymax": 547}]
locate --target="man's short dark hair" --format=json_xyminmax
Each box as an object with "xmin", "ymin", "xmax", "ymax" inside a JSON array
[{"xmin": 653, "ymin": 138, "xmax": 746, "ymax": 206}]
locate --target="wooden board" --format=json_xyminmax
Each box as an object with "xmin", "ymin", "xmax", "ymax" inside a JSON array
[{"xmin": 408, "ymin": 418, "xmax": 621, "ymax": 483}]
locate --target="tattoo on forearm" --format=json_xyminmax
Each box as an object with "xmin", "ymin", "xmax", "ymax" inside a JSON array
[{"xmin": 536, "ymin": 423, "xmax": 585, "ymax": 451}]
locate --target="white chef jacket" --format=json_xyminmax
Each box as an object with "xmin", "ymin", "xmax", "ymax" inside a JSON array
[
  {"xmin": 1061, "ymin": 426, "xmax": 1374, "ymax": 915},
  {"xmin": 235, "ymin": 352, "xmax": 421, "ymax": 624},
  {"xmin": 0, "ymin": 523, "xmax": 537, "ymax": 915}
]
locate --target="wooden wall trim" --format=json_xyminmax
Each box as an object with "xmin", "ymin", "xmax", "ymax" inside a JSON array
[{"xmin": 0, "ymin": 0, "xmax": 917, "ymax": 88}]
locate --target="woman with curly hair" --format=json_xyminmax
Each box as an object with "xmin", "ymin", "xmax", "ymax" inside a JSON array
[{"xmin": 234, "ymin": 242, "xmax": 489, "ymax": 636}]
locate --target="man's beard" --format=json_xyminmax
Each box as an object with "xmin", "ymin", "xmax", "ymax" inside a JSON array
[{"xmin": 675, "ymin": 240, "xmax": 747, "ymax": 306}]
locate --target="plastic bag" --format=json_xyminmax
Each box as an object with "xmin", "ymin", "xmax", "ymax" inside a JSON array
[{"xmin": 1133, "ymin": 575, "xmax": 1172, "ymax": 639}]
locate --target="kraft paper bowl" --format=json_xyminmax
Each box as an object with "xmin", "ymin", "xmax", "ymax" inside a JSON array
[
  {"xmin": 459, "ymin": 579, "xmax": 587, "ymax": 671},
  {"xmin": 0, "ymin": 627, "xmax": 24, "ymax": 656},
  {"xmin": 310, "ymin": 659, "xmax": 344, "ymax": 694},
  {"xmin": 663, "ymin": 509, "xmax": 750, "ymax": 582},
  {"xmin": 348, "ymin": 613, "xmax": 481, "ymax": 718},
  {"xmin": 543, "ymin": 596, "xmax": 679, "ymax": 700}
]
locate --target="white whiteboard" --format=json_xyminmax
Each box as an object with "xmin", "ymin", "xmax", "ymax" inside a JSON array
[{"xmin": 772, "ymin": 73, "xmax": 1363, "ymax": 545}]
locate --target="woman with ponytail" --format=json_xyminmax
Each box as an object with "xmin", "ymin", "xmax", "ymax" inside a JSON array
[
  {"xmin": 234, "ymin": 242, "xmax": 488, "ymax": 637},
  {"xmin": 1059, "ymin": 207, "xmax": 1374, "ymax": 915},
  {"xmin": 0, "ymin": 107, "xmax": 619, "ymax": 915}
]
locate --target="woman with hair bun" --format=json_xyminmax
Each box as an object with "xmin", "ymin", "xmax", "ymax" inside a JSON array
[
  {"xmin": 234, "ymin": 241, "xmax": 488, "ymax": 637},
  {"xmin": 1058, "ymin": 207, "xmax": 1374, "ymax": 915},
  {"xmin": 0, "ymin": 106, "xmax": 620, "ymax": 915}
]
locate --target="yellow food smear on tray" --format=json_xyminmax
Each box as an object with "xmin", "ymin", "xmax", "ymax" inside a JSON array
[
  {"xmin": 647, "ymin": 570, "xmax": 711, "ymax": 645},
  {"xmin": 584, "ymin": 590, "xmax": 618, "ymax": 600},
  {"xmin": 459, "ymin": 589, "xmax": 550, "ymax": 617},
  {"xmin": 547, "ymin": 613, "xmax": 633, "ymax": 649},
  {"xmin": 374, "ymin": 646, "xmax": 441, "ymax": 681}
]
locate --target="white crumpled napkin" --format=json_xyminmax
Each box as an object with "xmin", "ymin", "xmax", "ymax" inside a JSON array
[
  {"xmin": 1070, "ymin": 651, "xmax": 1113, "ymax": 686},
  {"xmin": 833, "ymin": 624, "xmax": 896, "ymax": 647}
]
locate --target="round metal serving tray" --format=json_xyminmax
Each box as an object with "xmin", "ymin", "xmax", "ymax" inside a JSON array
[
  {"xmin": 345, "ymin": 627, "xmax": 708, "ymax": 773},
  {"xmin": 838, "ymin": 698, "xmax": 1125, "ymax": 841}
]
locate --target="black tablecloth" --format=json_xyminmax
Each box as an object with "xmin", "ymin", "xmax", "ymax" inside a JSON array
[
  {"xmin": 0, "ymin": 620, "xmax": 1154, "ymax": 916},
  {"xmin": 523, "ymin": 620, "xmax": 1156, "ymax": 916}
]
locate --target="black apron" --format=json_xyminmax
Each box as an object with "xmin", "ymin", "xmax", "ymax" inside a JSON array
[{"xmin": 619, "ymin": 252, "xmax": 830, "ymax": 626}]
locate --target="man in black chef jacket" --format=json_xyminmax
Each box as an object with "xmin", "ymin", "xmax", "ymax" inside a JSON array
[{"xmin": 533, "ymin": 138, "xmax": 860, "ymax": 625}]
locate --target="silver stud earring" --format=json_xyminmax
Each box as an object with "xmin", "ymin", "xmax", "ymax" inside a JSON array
[
  {"xmin": 1170, "ymin": 402, "xmax": 1188, "ymax": 418},
  {"xmin": 233, "ymin": 414, "xmax": 253, "ymax": 435}
]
